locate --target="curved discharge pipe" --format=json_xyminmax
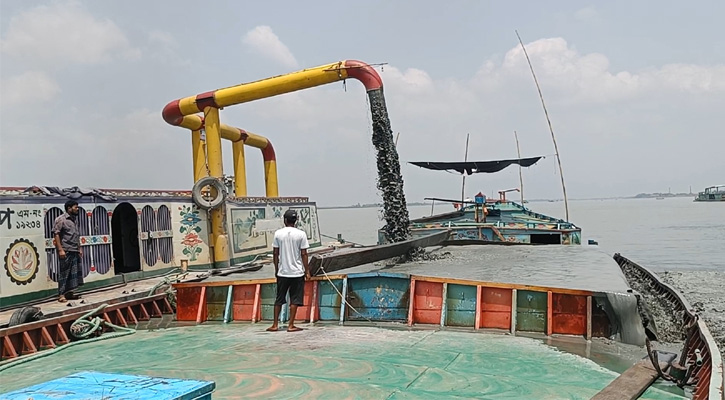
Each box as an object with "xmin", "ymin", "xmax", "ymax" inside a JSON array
[{"xmin": 162, "ymin": 60, "xmax": 407, "ymax": 268}]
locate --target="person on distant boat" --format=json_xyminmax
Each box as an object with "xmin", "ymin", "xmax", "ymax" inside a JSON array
[
  {"xmin": 53, "ymin": 200, "xmax": 84, "ymax": 303},
  {"xmin": 267, "ymin": 209, "xmax": 310, "ymax": 332}
]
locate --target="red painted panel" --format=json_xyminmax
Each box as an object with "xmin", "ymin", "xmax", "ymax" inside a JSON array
[
  {"xmin": 552, "ymin": 294, "xmax": 587, "ymax": 335},
  {"xmin": 232, "ymin": 284, "xmax": 257, "ymax": 321},
  {"xmin": 294, "ymin": 281, "xmax": 316, "ymax": 322},
  {"xmin": 413, "ymin": 281, "xmax": 443, "ymax": 324},
  {"xmin": 176, "ymin": 287, "xmax": 202, "ymax": 321},
  {"xmin": 480, "ymin": 287, "xmax": 512, "ymax": 329}
]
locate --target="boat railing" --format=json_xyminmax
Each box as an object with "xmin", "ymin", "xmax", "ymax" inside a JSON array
[{"xmin": 614, "ymin": 254, "xmax": 724, "ymax": 400}]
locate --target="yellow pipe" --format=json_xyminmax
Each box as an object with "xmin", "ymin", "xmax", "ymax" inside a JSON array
[
  {"xmin": 191, "ymin": 129, "xmax": 207, "ymax": 182},
  {"xmin": 164, "ymin": 60, "xmax": 384, "ymax": 268},
  {"xmin": 203, "ymin": 107, "xmax": 230, "ymax": 268},
  {"xmin": 232, "ymin": 140, "xmax": 247, "ymax": 196}
]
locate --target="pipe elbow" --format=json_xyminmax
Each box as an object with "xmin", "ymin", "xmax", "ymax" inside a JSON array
[
  {"xmin": 261, "ymin": 140, "xmax": 276, "ymax": 162},
  {"xmin": 344, "ymin": 60, "xmax": 383, "ymax": 91},
  {"xmin": 162, "ymin": 100, "xmax": 183, "ymax": 126}
]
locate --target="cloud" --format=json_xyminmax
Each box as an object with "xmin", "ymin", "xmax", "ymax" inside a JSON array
[
  {"xmin": 242, "ymin": 25, "xmax": 298, "ymax": 68},
  {"xmin": 0, "ymin": 71, "xmax": 61, "ymax": 106},
  {"xmin": 474, "ymin": 37, "xmax": 725, "ymax": 104},
  {"xmin": 0, "ymin": 1, "xmax": 140, "ymax": 68}
]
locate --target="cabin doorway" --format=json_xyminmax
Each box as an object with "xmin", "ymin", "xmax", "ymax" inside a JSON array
[
  {"xmin": 530, "ymin": 234, "xmax": 561, "ymax": 245},
  {"xmin": 111, "ymin": 203, "xmax": 141, "ymax": 274}
]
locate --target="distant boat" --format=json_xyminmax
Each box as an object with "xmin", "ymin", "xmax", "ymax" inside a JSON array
[
  {"xmin": 656, "ymin": 197, "xmax": 665, "ymax": 200},
  {"xmin": 694, "ymin": 185, "xmax": 725, "ymax": 202}
]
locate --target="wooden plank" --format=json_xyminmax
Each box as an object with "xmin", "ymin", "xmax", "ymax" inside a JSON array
[
  {"xmin": 310, "ymin": 280, "xmax": 318, "ymax": 323},
  {"xmin": 407, "ymin": 279, "xmax": 416, "ymax": 326},
  {"xmin": 223, "ymin": 285, "xmax": 233, "ymax": 323},
  {"xmin": 40, "ymin": 326, "xmax": 56, "ymax": 349},
  {"xmin": 251, "ymin": 284, "xmax": 261, "ymax": 323},
  {"xmin": 55, "ymin": 323, "xmax": 70, "ymax": 345},
  {"xmin": 338, "ymin": 277, "xmax": 348, "ymax": 325},
  {"xmin": 440, "ymin": 283, "xmax": 448, "ymax": 327},
  {"xmin": 587, "ymin": 295, "xmax": 592, "ymax": 340},
  {"xmin": 21, "ymin": 331, "xmax": 38, "ymax": 355},
  {"xmin": 592, "ymin": 359, "xmax": 671, "ymax": 400},
  {"xmin": 475, "ymin": 285, "xmax": 482, "ymax": 330},
  {"xmin": 309, "ymin": 230, "xmax": 450, "ymax": 275},
  {"xmin": 3, "ymin": 335, "xmax": 18, "ymax": 358},
  {"xmin": 195, "ymin": 286, "xmax": 207, "ymax": 324},
  {"xmin": 546, "ymin": 291, "xmax": 553, "ymax": 336}
]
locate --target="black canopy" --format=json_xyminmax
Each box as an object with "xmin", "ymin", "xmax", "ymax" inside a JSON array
[{"xmin": 409, "ymin": 156, "xmax": 543, "ymax": 175}]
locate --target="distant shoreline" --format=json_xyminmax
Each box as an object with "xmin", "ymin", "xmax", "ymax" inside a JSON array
[{"xmin": 317, "ymin": 194, "xmax": 696, "ymax": 210}]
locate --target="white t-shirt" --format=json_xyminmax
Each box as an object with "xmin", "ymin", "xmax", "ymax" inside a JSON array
[{"xmin": 272, "ymin": 227, "xmax": 310, "ymax": 277}]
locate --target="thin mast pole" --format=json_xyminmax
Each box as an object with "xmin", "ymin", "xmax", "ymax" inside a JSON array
[
  {"xmin": 514, "ymin": 130, "xmax": 524, "ymax": 205},
  {"xmin": 461, "ymin": 133, "xmax": 470, "ymax": 205},
  {"xmin": 516, "ymin": 30, "xmax": 569, "ymax": 221}
]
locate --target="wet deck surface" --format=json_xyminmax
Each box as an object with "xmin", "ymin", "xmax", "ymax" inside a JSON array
[
  {"xmin": 0, "ymin": 323, "xmax": 684, "ymax": 399},
  {"xmin": 210, "ymin": 245, "xmax": 631, "ymax": 294}
]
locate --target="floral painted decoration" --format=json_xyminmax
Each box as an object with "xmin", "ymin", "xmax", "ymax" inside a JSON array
[{"xmin": 179, "ymin": 205, "xmax": 203, "ymax": 261}]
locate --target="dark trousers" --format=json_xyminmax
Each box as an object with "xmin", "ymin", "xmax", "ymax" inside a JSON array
[{"xmin": 58, "ymin": 252, "xmax": 84, "ymax": 295}]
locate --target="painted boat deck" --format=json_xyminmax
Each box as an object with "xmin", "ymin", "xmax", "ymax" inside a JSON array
[
  {"xmin": 0, "ymin": 323, "xmax": 685, "ymax": 399},
  {"xmin": 1, "ymin": 371, "xmax": 215, "ymax": 400},
  {"xmin": 206, "ymin": 245, "xmax": 631, "ymax": 294}
]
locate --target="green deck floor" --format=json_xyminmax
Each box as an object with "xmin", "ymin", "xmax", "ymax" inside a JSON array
[{"xmin": 0, "ymin": 323, "xmax": 685, "ymax": 399}]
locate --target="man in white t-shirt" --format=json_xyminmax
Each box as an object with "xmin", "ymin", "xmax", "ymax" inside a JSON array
[{"xmin": 267, "ymin": 209, "xmax": 310, "ymax": 332}]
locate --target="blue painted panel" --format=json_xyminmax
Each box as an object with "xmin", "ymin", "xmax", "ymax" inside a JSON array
[
  {"xmin": 2, "ymin": 371, "xmax": 215, "ymax": 400},
  {"xmin": 446, "ymin": 284, "xmax": 477, "ymax": 327},
  {"xmin": 346, "ymin": 276, "xmax": 410, "ymax": 321},
  {"xmin": 318, "ymin": 279, "xmax": 343, "ymax": 321}
]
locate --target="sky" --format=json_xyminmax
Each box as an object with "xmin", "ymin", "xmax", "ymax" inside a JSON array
[{"xmin": 1, "ymin": 1, "xmax": 723, "ymax": 208}]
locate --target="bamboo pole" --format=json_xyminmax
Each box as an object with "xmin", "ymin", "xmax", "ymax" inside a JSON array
[
  {"xmin": 514, "ymin": 130, "xmax": 524, "ymax": 205},
  {"xmin": 516, "ymin": 31, "xmax": 570, "ymax": 221},
  {"xmin": 461, "ymin": 133, "xmax": 470, "ymax": 205}
]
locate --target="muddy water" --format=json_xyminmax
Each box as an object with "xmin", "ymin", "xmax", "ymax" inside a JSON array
[{"xmin": 368, "ymin": 89, "xmax": 410, "ymax": 243}]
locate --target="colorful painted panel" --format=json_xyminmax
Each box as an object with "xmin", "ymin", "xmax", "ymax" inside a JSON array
[
  {"xmin": 232, "ymin": 284, "xmax": 257, "ymax": 321},
  {"xmin": 413, "ymin": 281, "xmax": 443, "ymax": 325},
  {"xmin": 89, "ymin": 206, "xmax": 112, "ymax": 275},
  {"xmin": 446, "ymin": 284, "xmax": 477, "ymax": 327},
  {"xmin": 3, "ymin": 238, "xmax": 40, "ymax": 285},
  {"xmin": 516, "ymin": 290, "xmax": 548, "ymax": 333},
  {"xmin": 259, "ymin": 283, "xmax": 277, "ymax": 321},
  {"xmin": 552, "ymin": 293, "xmax": 587, "ymax": 336},
  {"xmin": 289, "ymin": 206, "xmax": 318, "ymax": 241},
  {"xmin": 179, "ymin": 205, "xmax": 203, "ymax": 262},
  {"xmin": 176, "ymin": 287, "xmax": 204, "ymax": 322},
  {"xmin": 293, "ymin": 281, "xmax": 317, "ymax": 322},
  {"xmin": 206, "ymin": 286, "xmax": 227, "ymax": 321},
  {"xmin": 480, "ymin": 287, "xmax": 512, "ymax": 329},
  {"xmin": 231, "ymin": 208, "xmax": 267, "ymax": 253},
  {"xmin": 346, "ymin": 276, "xmax": 409, "ymax": 321},
  {"xmin": 318, "ymin": 279, "xmax": 343, "ymax": 321}
]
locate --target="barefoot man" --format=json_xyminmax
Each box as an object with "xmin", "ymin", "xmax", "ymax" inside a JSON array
[
  {"xmin": 53, "ymin": 200, "xmax": 84, "ymax": 302},
  {"xmin": 267, "ymin": 209, "xmax": 310, "ymax": 332}
]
